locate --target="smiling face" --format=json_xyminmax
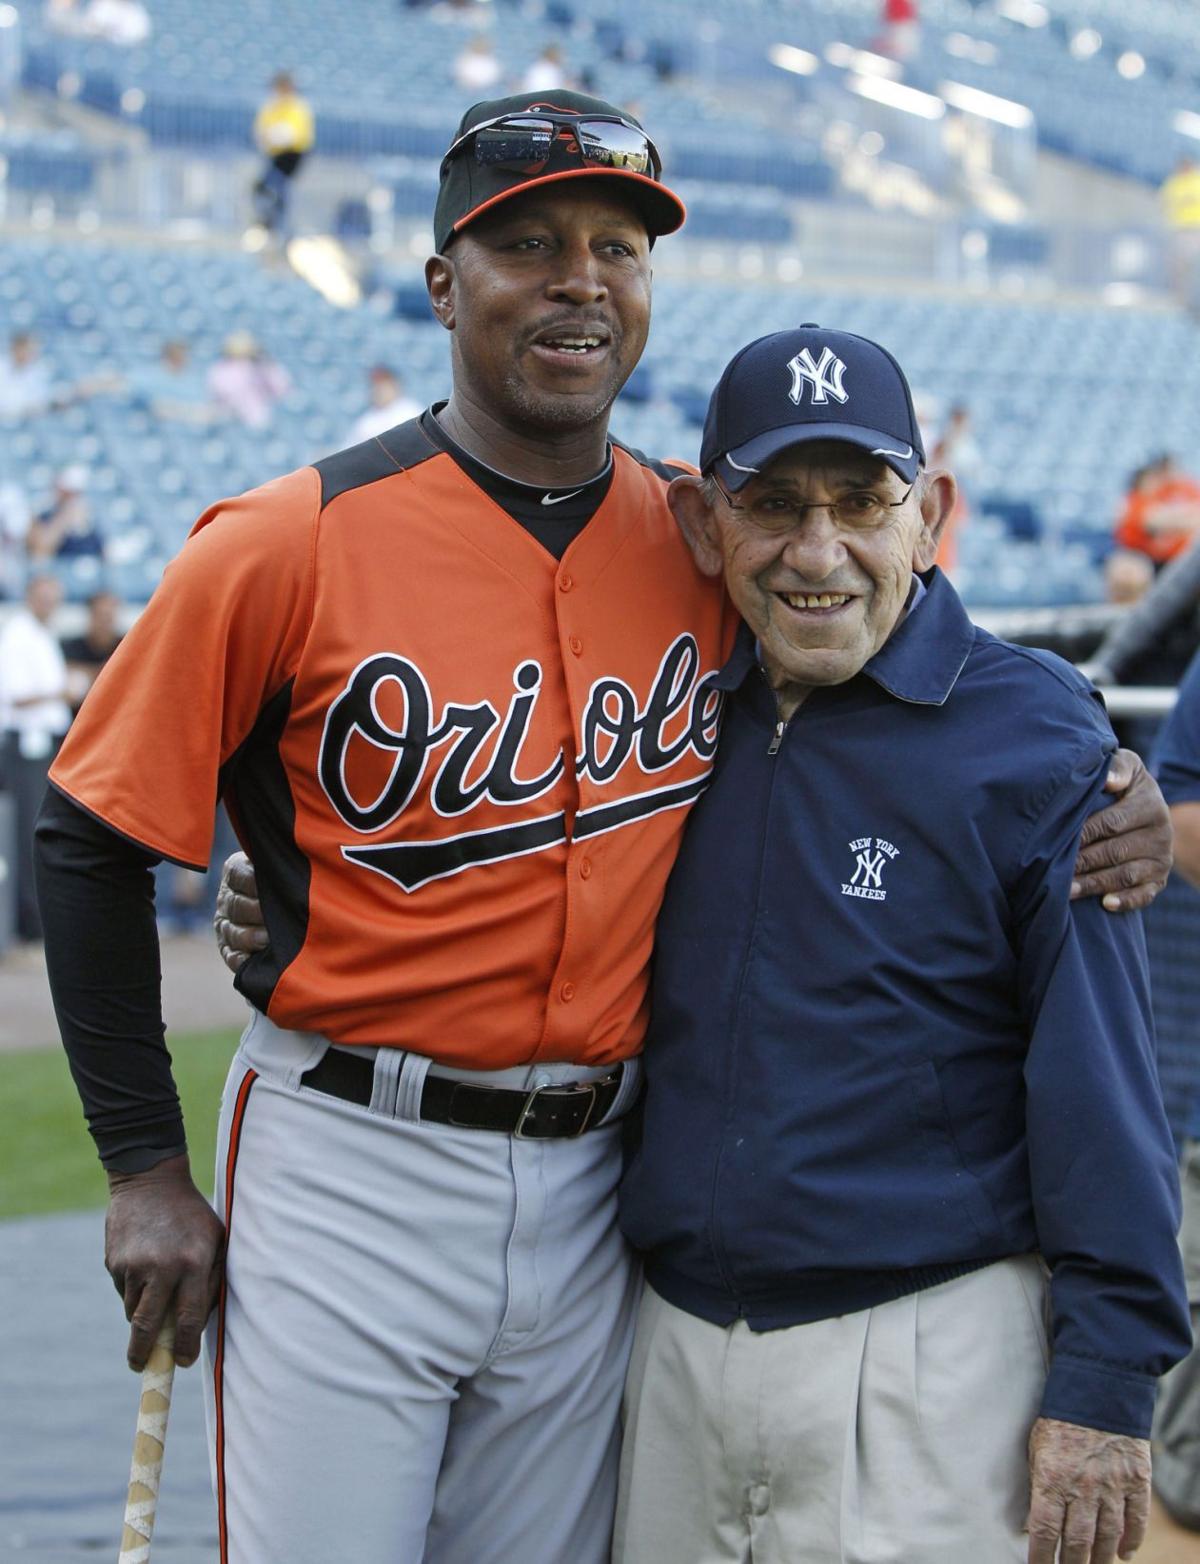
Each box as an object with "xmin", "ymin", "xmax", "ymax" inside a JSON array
[
  {"xmin": 673, "ymin": 441, "xmax": 954, "ymax": 710},
  {"xmin": 426, "ymin": 181, "xmax": 652, "ymax": 441}
]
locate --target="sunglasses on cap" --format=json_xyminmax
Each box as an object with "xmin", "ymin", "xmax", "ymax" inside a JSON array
[{"xmin": 441, "ymin": 111, "xmax": 662, "ymax": 181}]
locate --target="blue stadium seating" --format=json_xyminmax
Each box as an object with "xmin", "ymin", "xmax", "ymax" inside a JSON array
[
  {"xmin": 0, "ymin": 132, "xmax": 97, "ymax": 197},
  {"xmin": 4, "ymin": 235, "xmax": 1199, "ymax": 607},
  {"xmin": 16, "ymin": 0, "xmax": 1200, "ymax": 187}
]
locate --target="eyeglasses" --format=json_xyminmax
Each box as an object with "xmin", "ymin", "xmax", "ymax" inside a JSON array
[
  {"xmin": 442, "ymin": 112, "xmax": 662, "ymax": 181},
  {"xmin": 710, "ymin": 470, "xmax": 917, "ymax": 533}
]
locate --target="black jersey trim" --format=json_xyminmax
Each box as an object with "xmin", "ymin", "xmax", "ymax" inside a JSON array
[
  {"xmin": 573, "ymin": 772, "xmax": 713, "ymax": 838},
  {"xmin": 611, "ymin": 437, "xmax": 695, "ymax": 485},
  {"xmin": 343, "ymin": 811, "xmax": 568, "ymax": 893},
  {"xmin": 314, "ymin": 417, "xmax": 439, "ymax": 509},
  {"xmin": 220, "ymin": 678, "xmax": 311, "ymax": 1015}
]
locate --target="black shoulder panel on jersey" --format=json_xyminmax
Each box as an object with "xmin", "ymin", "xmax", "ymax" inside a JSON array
[
  {"xmin": 218, "ymin": 677, "xmax": 310, "ymax": 1017},
  {"xmin": 611, "ymin": 437, "xmax": 694, "ymax": 484},
  {"xmin": 315, "ymin": 417, "xmax": 439, "ymax": 509}
]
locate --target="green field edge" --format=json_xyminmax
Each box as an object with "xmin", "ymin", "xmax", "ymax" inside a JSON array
[{"xmin": 0, "ymin": 1027, "xmax": 241, "ymax": 1221}]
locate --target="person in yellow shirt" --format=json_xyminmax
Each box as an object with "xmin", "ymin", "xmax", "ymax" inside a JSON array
[
  {"xmin": 1161, "ymin": 156, "xmax": 1200, "ymax": 310},
  {"xmin": 252, "ymin": 71, "xmax": 315, "ymax": 236}
]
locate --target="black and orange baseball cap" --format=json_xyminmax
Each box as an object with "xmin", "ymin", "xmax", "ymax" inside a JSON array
[{"xmin": 434, "ymin": 90, "xmax": 686, "ymax": 252}]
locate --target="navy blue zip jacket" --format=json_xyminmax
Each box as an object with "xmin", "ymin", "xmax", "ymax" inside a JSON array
[{"xmin": 620, "ymin": 569, "xmax": 1190, "ymax": 1439}]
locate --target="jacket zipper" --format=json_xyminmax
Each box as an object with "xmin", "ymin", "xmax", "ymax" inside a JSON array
[
  {"xmin": 706, "ymin": 684, "xmax": 795, "ymax": 1312},
  {"xmin": 765, "ymin": 666, "xmax": 794, "ymax": 755}
]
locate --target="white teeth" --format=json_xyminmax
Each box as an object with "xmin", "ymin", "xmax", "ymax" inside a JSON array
[
  {"xmin": 783, "ymin": 592, "xmax": 851, "ymax": 609},
  {"xmin": 545, "ymin": 336, "xmax": 602, "ymax": 351}
]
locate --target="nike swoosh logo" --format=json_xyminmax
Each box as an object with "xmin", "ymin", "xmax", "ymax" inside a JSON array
[
  {"xmin": 541, "ymin": 489, "xmax": 585, "ymax": 506},
  {"xmin": 872, "ymin": 444, "xmax": 914, "ymax": 461}
]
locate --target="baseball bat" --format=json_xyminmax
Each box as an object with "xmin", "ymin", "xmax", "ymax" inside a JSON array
[{"xmin": 117, "ymin": 1313, "xmax": 177, "ymax": 1564}]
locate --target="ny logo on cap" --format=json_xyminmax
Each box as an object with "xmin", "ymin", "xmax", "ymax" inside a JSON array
[{"xmin": 787, "ymin": 347, "xmax": 849, "ymax": 407}]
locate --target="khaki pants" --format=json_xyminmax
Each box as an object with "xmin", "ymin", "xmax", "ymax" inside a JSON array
[
  {"xmin": 614, "ymin": 1257, "xmax": 1050, "ymax": 1564},
  {"xmin": 1153, "ymin": 1140, "xmax": 1200, "ymax": 1528}
]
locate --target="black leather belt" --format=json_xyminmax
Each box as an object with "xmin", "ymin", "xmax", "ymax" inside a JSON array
[{"xmin": 300, "ymin": 1048, "xmax": 624, "ymax": 1139}]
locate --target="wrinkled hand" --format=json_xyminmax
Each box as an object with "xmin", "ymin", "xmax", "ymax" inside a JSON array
[
  {"xmin": 1026, "ymin": 1416, "xmax": 1151, "ymax": 1564},
  {"xmin": 105, "ymin": 1153, "xmax": 224, "ymax": 1371},
  {"xmin": 1073, "ymin": 749, "xmax": 1172, "ymax": 912},
  {"xmin": 214, "ymin": 851, "xmax": 266, "ymax": 973}
]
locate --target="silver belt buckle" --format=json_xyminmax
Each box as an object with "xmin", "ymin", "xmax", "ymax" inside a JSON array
[{"xmin": 514, "ymin": 1080, "xmax": 600, "ymax": 1139}]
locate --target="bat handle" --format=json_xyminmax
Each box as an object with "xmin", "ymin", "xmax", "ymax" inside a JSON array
[{"xmin": 118, "ymin": 1314, "xmax": 177, "ymax": 1564}]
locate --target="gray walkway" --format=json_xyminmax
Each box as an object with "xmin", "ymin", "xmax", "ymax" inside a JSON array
[
  {"xmin": 0, "ymin": 934, "xmax": 251, "ymax": 1053},
  {"xmin": 1, "ymin": 1210, "xmax": 217, "ymax": 1562},
  {"xmin": 0, "ymin": 937, "xmax": 240, "ymax": 1557}
]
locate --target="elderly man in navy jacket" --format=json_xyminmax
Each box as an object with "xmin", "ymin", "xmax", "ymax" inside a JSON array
[{"xmin": 616, "ymin": 326, "xmax": 1191, "ymax": 1564}]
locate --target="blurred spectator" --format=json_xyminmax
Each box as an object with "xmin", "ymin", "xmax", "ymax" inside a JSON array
[
  {"xmin": 430, "ymin": 0, "xmax": 488, "ymax": 22},
  {"xmin": 1158, "ymin": 647, "xmax": 1200, "ymax": 884},
  {"xmin": 1161, "ymin": 157, "xmax": 1200, "ymax": 312},
  {"xmin": 1101, "ymin": 542, "xmax": 1170, "ymax": 754},
  {"xmin": 878, "ymin": 0, "xmax": 920, "ymax": 60},
  {"xmin": 1090, "ymin": 533, "xmax": 1200, "ymax": 687},
  {"xmin": 454, "ymin": 33, "xmax": 502, "ymax": 93},
  {"xmin": 522, "ymin": 43, "xmax": 573, "ymax": 93},
  {"xmin": 0, "ymin": 477, "xmax": 31, "ymax": 600},
  {"xmin": 130, "ymin": 340, "xmax": 218, "ymax": 425},
  {"xmin": 208, "ymin": 331, "xmax": 291, "ymax": 429},
  {"xmin": 1105, "ymin": 548, "xmax": 1155, "ymax": 606},
  {"xmin": 346, "ymin": 366, "xmax": 422, "ymax": 445},
  {"xmin": 251, "ymin": 71, "xmax": 315, "ymax": 237},
  {"xmin": 1148, "ymin": 648, "xmax": 1200, "ymax": 1532},
  {"xmin": 929, "ymin": 402, "xmax": 980, "ymax": 575},
  {"xmin": 0, "ymin": 573, "xmax": 72, "ymax": 939},
  {"xmin": 60, "ymin": 589, "xmax": 123, "ymax": 715},
  {"xmin": 83, "ymin": 0, "xmax": 150, "ymax": 44},
  {"xmin": 1114, "ymin": 454, "xmax": 1200, "ymax": 566},
  {"xmin": 0, "ymin": 332, "xmax": 56, "ymax": 421},
  {"xmin": 27, "ymin": 466, "xmax": 104, "ymax": 563},
  {"xmin": 0, "ymin": 331, "xmax": 121, "ymax": 421},
  {"xmin": 44, "ymin": 0, "xmax": 87, "ymax": 36}
]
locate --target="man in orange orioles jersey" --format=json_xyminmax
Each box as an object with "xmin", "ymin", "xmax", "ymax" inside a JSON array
[{"xmin": 36, "ymin": 93, "xmax": 1172, "ymax": 1564}]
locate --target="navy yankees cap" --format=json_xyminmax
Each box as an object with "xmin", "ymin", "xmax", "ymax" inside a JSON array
[
  {"xmin": 434, "ymin": 90, "xmax": 685, "ymax": 252},
  {"xmin": 699, "ymin": 324, "xmax": 925, "ymax": 492}
]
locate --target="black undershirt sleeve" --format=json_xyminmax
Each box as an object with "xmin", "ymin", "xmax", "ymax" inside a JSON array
[{"xmin": 34, "ymin": 785, "xmax": 187, "ymax": 1173}]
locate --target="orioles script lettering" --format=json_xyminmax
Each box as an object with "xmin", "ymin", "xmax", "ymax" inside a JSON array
[{"xmin": 317, "ymin": 633, "xmax": 722, "ymax": 892}]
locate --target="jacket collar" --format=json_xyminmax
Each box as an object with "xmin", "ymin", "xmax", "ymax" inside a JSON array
[{"xmin": 714, "ymin": 567, "xmax": 975, "ymax": 708}]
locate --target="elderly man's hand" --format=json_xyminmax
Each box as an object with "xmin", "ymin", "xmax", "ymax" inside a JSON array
[
  {"xmin": 1072, "ymin": 749, "xmax": 1172, "ymax": 912},
  {"xmin": 214, "ymin": 851, "xmax": 267, "ymax": 973},
  {"xmin": 1026, "ymin": 1416, "xmax": 1151, "ymax": 1564}
]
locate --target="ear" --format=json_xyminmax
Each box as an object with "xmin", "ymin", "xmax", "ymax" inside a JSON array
[
  {"xmin": 669, "ymin": 475, "xmax": 725, "ymax": 578},
  {"xmin": 425, "ymin": 253, "xmax": 456, "ymax": 332},
  {"xmin": 912, "ymin": 469, "xmax": 957, "ymax": 572}
]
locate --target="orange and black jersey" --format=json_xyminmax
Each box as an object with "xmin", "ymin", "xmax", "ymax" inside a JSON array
[{"xmin": 42, "ymin": 414, "xmax": 737, "ymax": 1165}]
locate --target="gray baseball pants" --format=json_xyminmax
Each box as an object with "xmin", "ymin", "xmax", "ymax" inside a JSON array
[{"xmin": 203, "ymin": 1011, "xmax": 642, "ymax": 1564}]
